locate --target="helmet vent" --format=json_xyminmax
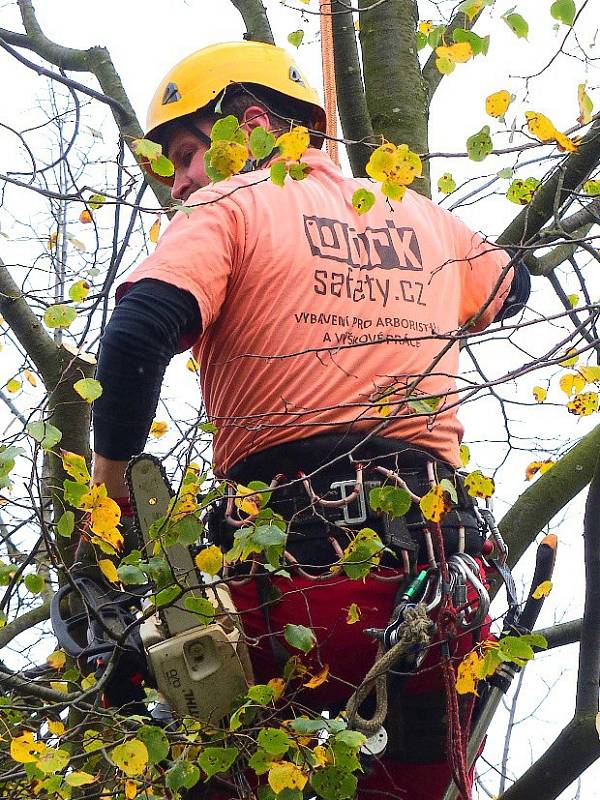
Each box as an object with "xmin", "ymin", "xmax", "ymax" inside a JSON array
[
  {"xmin": 162, "ymin": 82, "xmax": 182, "ymax": 105},
  {"xmin": 288, "ymin": 66, "xmax": 306, "ymax": 87}
]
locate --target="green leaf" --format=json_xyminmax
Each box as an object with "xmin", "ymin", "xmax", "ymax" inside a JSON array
[
  {"xmin": 248, "ymin": 748, "xmax": 272, "ymax": 776},
  {"xmin": 0, "ymin": 445, "xmax": 22, "ymax": 490},
  {"xmin": 368, "ymin": 486, "xmax": 412, "ymax": 518},
  {"xmin": 183, "ymin": 595, "xmax": 215, "ymax": 624},
  {"xmin": 211, "ymin": 115, "xmax": 245, "ymax": 145},
  {"xmin": 415, "ymin": 31, "xmax": 428, "ymax": 50},
  {"xmin": 498, "ymin": 635, "xmax": 535, "ymax": 664},
  {"xmin": 254, "ymin": 524, "xmax": 286, "ymax": 547},
  {"xmin": 198, "ymin": 421, "xmax": 218, "ymax": 434},
  {"xmin": 457, "ymin": 0, "xmax": 493, "ymax": 18},
  {"xmin": 453, "ymin": 28, "xmax": 490, "ymax": 56},
  {"xmin": 24, "ymin": 573, "xmax": 44, "ymax": 594},
  {"xmin": 44, "ymin": 304, "xmax": 77, "ymax": 330},
  {"xmin": 87, "ymin": 193, "xmax": 106, "ymax": 210},
  {"xmin": 497, "ymin": 167, "xmax": 514, "ymax": 179},
  {"xmin": 440, "ymin": 478, "xmax": 458, "ymax": 504},
  {"xmin": 437, "ymin": 173, "xmax": 456, "ymax": 194},
  {"xmin": 310, "ymin": 766, "xmax": 357, "ymax": 800},
  {"xmin": 68, "ymin": 280, "xmax": 90, "ymax": 303},
  {"xmin": 247, "ymin": 684, "xmax": 275, "ymax": 705},
  {"xmin": 551, "ymin": 0, "xmax": 576, "ymax": 25},
  {"xmin": 117, "ymin": 564, "xmax": 148, "ymax": 585},
  {"xmin": 150, "ymin": 154, "xmax": 175, "ymax": 177},
  {"xmin": 407, "ymin": 395, "xmax": 441, "ymax": 413},
  {"xmin": 169, "ymin": 514, "xmax": 203, "ymax": 546},
  {"xmin": 136, "ymin": 725, "xmax": 170, "ymax": 765},
  {"xmin": 27, "ymin": 421, "xmax": 62, "ymax": 451},
  {"xmin": 198, "ymin": 746, "xmax": 239, "ymax": 780},
  {"xmin": 288, "ymin": 162, "xmax": 310, "ymax": 181},
  {"xmin": 583, "ymin": 180, "xmax": 600, "ymax": 196},
  {"xmin": 520, "ymin": 633, "xmax": 548, "ymax": 650},
  {"xmin": 506, "ymin": 177, "xmax": 541, "ymax": 205},
  {"xmin": 352, "ymin": 188, "xmax": 376, "ymax": 215},
  {"xmin": 427, "ymin": 25, "xmax": 445, "ymax": 48},
  {"xmin": 63, "ymin": 479, "xmax": 88, "ymax": 508},
  {"xmin": 341, "ymin": 541, "xmax": 379, "ymax": 580},
  {"xmin": 287, "ymin": 29, "xmax": 304, "ymax": 48},
  {"xmin": 257, "ymin": 727, "xmax": 292, "ymax": 756},
  {"xmin": 36, "ymin": 747, "xmax": 70, "ymax": 774},
  {"xmin": 466, "ymin": 125, "xmax": 493, "ymax": 161},
  {"xmin": 270, "ymin": 160, "xmax": 288, "ymax": 187},
  {"xmin": 329, "ymin": 739, "xmax": 361, "ymax": 772},
  {"xmin": 73, "ymin": 378, "xmax": 102, "ymax": 403},
  {"xmin": 284, "ymin": 623, "xmax": 316, "ymax": 654},
  {"xmin": 503, "ymin": 12, "xmax": 528, "ymax": 39},
  {"xmin": 249, "ymin": 126, "xmax": 276, "ymax": 160},
  {"xmin": 435, "ymin": 56, "xmax": 455, "ymax": 75},
  {"xmin": 132, "ymin": 138, "xmax": 163, "ymax": 160},
  {"xmin": 154, "ymin": 585, "xmax": 182, "ymax": 608},
  {"xmin": 56, "ymin": 511, "xmax": 75, "ymax": 538},
  {"xmin": 334, "ymin": 729, "xmax": 367, "ymax": 748},
  {"xmin": 166, "ymin": 760, "xmax": 201, "ymax": 791}
]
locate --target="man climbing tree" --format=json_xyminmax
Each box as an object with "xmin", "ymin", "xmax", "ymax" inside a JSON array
[{"xmin": 89, "ymin": 40, "xmax": 530, "ymax": 800}]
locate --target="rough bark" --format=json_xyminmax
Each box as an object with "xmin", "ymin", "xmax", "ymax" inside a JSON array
[
  {"xmin": 359, "ymin": 0, "xmax": 430, "ymax": 195},
  {"xmin": 331, "ymin": 0, "xmax": 374, "ymax": 176}
]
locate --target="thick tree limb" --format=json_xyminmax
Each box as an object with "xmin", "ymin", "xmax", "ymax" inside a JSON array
[
  {"xmin": 537, "ymin": 197, "xmax": 600, "ymax": 245},
  {"xmin": 498, "ymin": 115, "xmax": 600, "ymax": 248},
  {"xmin": 499, "ymin": 714, "xmax": 600, "ymax": 800},
  {"xmin": 358, "ymin": 0, "xmax": 430, "ymax": 195},
  {"xmin": 0, "ymin": 602, "xmax": 50, "ymax": 649},
  {"xmin": 229, "ymin": 0, "xmax": 274, "ymax": 44},
  {"xmin": 331, "ymin": 0, "xmax": 374, "ymax": 176},
  {"xmin": 536, "ymin": 619, "xmax": 582, "ymax": 650},
  {"xmin": 499, "ymin": 423, "xmax": 600, "ymax": 569},
  {"xmin": 575, "ymin": 452, "xmax": 600, "ymax": 714}
]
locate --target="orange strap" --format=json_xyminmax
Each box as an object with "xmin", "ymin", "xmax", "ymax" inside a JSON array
[{"xmin": 319, "ymin": 1, "xmax": 339, "ymax": 165}]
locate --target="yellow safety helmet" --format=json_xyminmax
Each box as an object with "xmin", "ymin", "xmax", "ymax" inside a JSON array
[{"xmin": 143, "ymin": 41, "xmax": 326, "ymax": 183}]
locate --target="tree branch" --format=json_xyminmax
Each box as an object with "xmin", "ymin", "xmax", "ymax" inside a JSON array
[
  {"xmin": 229, "ymin": 0, "xmax": 274, "ymax": 43},
  {"xmin": 536, "ymin": 619, "xmax": 582, "ymax": 650},
  {"xmin": 499, "ymin": 423, "xmax": 600, "ymax": 570},
  {"xmin": 331, "ymin": 0, "xmax": 374, "ymax": 176},
  {"xmin": 575, "ymin": 451, "xmax": 600, "ymax": 715},
  {"xmin": 0, "ymin": 602, "xmax": 50, "ymax": 649},
  {"xmin": 358, "ymin": 0, "xmax": 430, "ymax": 195},
  {"xmin": 498, "ymin": 115, "xmax": 600, "ymax": 248}
]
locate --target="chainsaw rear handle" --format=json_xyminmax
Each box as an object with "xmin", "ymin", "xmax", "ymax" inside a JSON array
[{"xmin": 516, "ymin": 533, "xmax": 558, "ymax": 632}]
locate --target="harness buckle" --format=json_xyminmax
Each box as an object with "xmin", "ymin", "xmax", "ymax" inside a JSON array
[{"xmin": 329, "ymin": 479, "xmax": 368, "ymax": 526}]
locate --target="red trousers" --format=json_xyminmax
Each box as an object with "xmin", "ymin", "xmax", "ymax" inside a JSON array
[{"xmin": 223, "ymin": 567, "xmax": 488, "ymax": 800}]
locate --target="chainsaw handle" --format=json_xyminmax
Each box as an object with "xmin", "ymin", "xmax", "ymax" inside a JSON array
[
  {"xmin": 50, "ymin": 582, "xmax": 86, "ymax": 658},
  {"xmin": 517, "ymin": 534, "xmax": 558, "ymax": 632}
]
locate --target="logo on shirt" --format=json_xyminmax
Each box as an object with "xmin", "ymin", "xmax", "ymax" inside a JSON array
[{"xmin": 303, "ymin": 215, "xmax": 423, "ymax": 272}]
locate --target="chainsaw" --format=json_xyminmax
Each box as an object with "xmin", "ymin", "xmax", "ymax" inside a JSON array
[{"xmin": 51, "ymin": 453, "xmax": 253, "ymax": 722}]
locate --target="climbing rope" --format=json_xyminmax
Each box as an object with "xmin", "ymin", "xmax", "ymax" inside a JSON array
[
  {"xmin": 319, "ymin": 1, "xmax": 339, "ymax": 165},
  {"xmin": 344, "ymin": 602, "xmax": 432, "ymax": 736}
]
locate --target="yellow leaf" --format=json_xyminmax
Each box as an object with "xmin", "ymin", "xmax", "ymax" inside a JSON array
[
  {"xmin": 374, "ymin": 395, "xmax": 393, "ymax": 418},
  {"xmin": 303, "ymin": 664, "xmax": 329, "ymax": 689},
  {"xmin": 276, "ymin": 126, "xmax": 310, "ymax": 161},
  {"xmin": 559, "ymin": 348, "xmax": 578, "ymax": 367},
  {"xmin": 578, "ymin": 82, "xmax": 593, "ymax": 125},
  {"xmin": 567, "ymin": 392, "xmax": 599, "ymax": 416},
  {"xmin": 125, "ymin": 779, "xmax": 137, "ymax": 799},
  {"xmin": 65, "ymin": 772, "xmax": 97, "ymax": 787},
  {"xmin": 46, "ymin": 650, "xmax": 66, "ymax": 670},
  {"xmin": 111, "ymin": 739, "xmax": 148, "ymax": 776},
  {"xmin": 50, "ymin": 681, "xmax": 68, "ymax": 694},
  {"xmin": 525, "ymin": 111, "xmax": 577, "ymax": 151},
  {"xmin": 267, "ymin": 678, "xmax": 286, "ymax": 701},
  {"xmin": 91, "ymin": 527, "xmax": 124, "ymax": 553},
  {"xmin": 187, "ymin": 357, "xmax": 199, "ymax": 373},
  {"xmin": 346, "ymin": 602, "xmax": 361, "ymax": 624},
  {"xmin": 6, "ymin": 378, "xmax": 21, "ymax": 394},
  {"xmin": 532, "ymin": 579, "xmax": 553, "ymax": 600},
  {"xmin": 149, "ymin": 217, "xmax": 161, "ymax": 244},
  {"xmin": 79, "ymin": 483, "xmax": 107, "ymax": 510},
  {"xmin": 23, "ymin": 369, "xmax": 38, "ymax": 387},
  {"xmin": 81, "ymin": 673, "xmax": 97, "ymax": 690},
  {"xmin": 61, "ymin": 450, "xmax": 91, "ymax": 484},
  {"xmin": 98, "ymin": 559, "xmax": 119, "ymax": 584},
  {"xmin": 459, "ymin": 444, "xmax": 470, "ymax": 467},
  {"xmin": 485, "ymin": 90, "xmax": 511, "ymax": 118},
  {"xmin": 48, "ymin": 232, "xmax": 59, "ymax": 250},
  {"xmin": 578, "ymin": 365, "xmax": 600, "ymax": 384},
  {"xmin": 419, "ymin": 484, "xmax": 452, "ymax": 523},
  {"xmin": 418, "ymin": 20, "xmax": 433, "ymax": 33},
  {"xmin": 47, "ymin": 720, "xmax": 65, "ymax": 737},
  {"xmin": 312, "ymin": 745, "xmax": 330, "ymax": 767},
  {"xmin": 464, "ymin": 470, "xmax": 495, "ymax": 499},
  {"xmin": 435, "ymin": 41, "xmax": 473, "ymax": 63},
  {"xmin": 559, "ymin": 372, "xmax": 585, "ymax": 396},
  {"xmin": 456, "ymin": 651, "xmax": 482, "ymax": 695},
  {"xmin": 10, "ymin": 732, "xmax": 45, "ymax": 763},
  {"xmin": 567, "ymin": 293, "xmax": 579, "ymax": 307},
  {"xmin": 150, "ymin": 420, "xmax": 168, "ymax": 439},
  {"xmin": 555, "ymin": 130, "xmax": 577, "ymax": 152},
  {"xmin": 525, "ymin": 460, "xmax": 555, "ymax": 481},
  {"xmin": 194, "ymin": 544, "xmax": 223, "ymax": 576},
  {"xmin": 90, "ymin": 497, "xmax": 121, "ymax": 535},
  {"xmin": 268, "ymin": 761, "xmax": 308, "ymax": 793},
  {"xmin": 209, "ymin": 140, "xmax": 248, "ymax": 178},
  {"xmin": 532, "ymin": 386, "xmax": 547, "ymax": 403},
  {"xmin": 234, "ymin": 484, "xmax": 261, "ymax": 516}
]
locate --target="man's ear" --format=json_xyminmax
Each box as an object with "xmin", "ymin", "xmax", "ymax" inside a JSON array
[{"xmin": 240, "ymin": 105, "xmax": 272, "ymax": 133}]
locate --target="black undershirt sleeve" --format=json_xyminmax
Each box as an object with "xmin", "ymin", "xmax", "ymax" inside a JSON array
[
  {"xmin": 493, "ymin": 255, "xmax": 531, "ymax": 322},
  {"xmin": 92, "ymin": 279, "xmax": 201, "ymax": 460}
]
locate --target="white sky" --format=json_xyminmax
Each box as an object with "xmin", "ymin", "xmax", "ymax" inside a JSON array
[{"xmin": 0, "ymin": 1, "xmax": 599, "ymax": 796}]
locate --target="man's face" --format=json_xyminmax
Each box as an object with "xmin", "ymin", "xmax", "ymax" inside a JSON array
[{"xmin": 167, "ymin": 118, "xmax": 214, "ymax": 202}]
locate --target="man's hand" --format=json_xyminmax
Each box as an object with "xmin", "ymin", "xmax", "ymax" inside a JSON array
[{"xmin": 92, "ymin": 453, "xmax": 130, "ymax": 498}]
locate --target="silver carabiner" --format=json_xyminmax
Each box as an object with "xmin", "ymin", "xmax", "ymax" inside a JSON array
[{"xmin": 447, "ymin": 554, "xmax": 490, "ymax": 633}]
